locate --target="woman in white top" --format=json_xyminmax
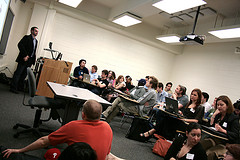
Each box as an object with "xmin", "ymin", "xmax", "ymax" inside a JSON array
[{"xmin": 115, "ymin": 75, "xmax": 126, "ymax": 90}]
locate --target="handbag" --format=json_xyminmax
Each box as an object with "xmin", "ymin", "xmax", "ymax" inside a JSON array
[{"xmin": 152, "ymin": 134, "xmax": 172, "ymax": 157}]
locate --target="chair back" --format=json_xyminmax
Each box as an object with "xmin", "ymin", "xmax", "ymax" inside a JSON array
[{"xmin": 27, "ymin": 67, "xmax": 36, "ymax": 97}]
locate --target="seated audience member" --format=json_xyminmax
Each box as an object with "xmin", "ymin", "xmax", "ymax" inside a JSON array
[
  {"xmin": 204, "ymin": 97, "xmax": 217, "ymax": 121},
  {"xmin": 233, "ymin": 100, "xmax": 240, "ymax": 118},
  {"xmin": 156, "ymin": 82, "xmax": 168, "ymax": 104},
  {"xmin": 224, "ymin": 144, "xmax": 240, "ymax": 160},
  {"xmin": 89, "ymin": 65, "xmax": 98, "ymax": 82},
  {"xmin": 102, "ymin": 76, "xmax": 158, "ymax": 123},
  {"xmin": 2, "ymin": 100, "xmax": 113, "ymax": 160},
  {"xmin": 91, "ymin": 70, "xmax": 109, "ymax": 95},
  {"xmin": 144, "ymin": 76, "xmax": 149, "ymax": 89},
  {"xmin": 141, "ymin": 89, "xmax": 204, "ymax": 139},
  {"xmin": 150, "ymin": 82, "xmax": 168, "ymax": 114},
  {"xmin": 200, "ymin": 96, "xmax": 240, "ymax": 160},
  {"xmin": 172, "ymin": 85, "xmax": 189, "ymax": 111},
  {"xmin": 164, "ymin": 82, "xmax": 173, "ymax": 97},
  {"xmin": 180, "ymin": 88, "xmax": 205, "ymax": 124},
  {"xmin": 125, "ymin": 75, "xmax": 130, "ymax": 83},
  {"xmin": 115, "ymin": 75, "xmax": 126, "ymax": 91},
  {"xmin": 71, "ymin": 59, "xmax": 89, "ymax": 88},
  {"xmin": 107, "ymin": 75, "xmax": 126, "ymax": 102},
  {"xmin": 165, "ymin": 122, "xmax": 207, "ymax": 160},
  {"xmin": 125, "ymin": 75, "xmax": 134, "ymax": 91},
  {"xmin": 202, "ymin": 92, "xmax": 212, "ymax": 113},
  {"xmin": 126, "ymin": 79, "xmax": 146, "ymax": 100},
  {"xmin": 58, "ymin": 142, "xmax": 97, "ymax": 160},
  {"xmin": 107, "ymin": 70, "xmax": 116, "ymax": 87}
]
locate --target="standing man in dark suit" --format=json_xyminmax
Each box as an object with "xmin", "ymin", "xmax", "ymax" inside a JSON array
[{"xmin": 10, "ymin": 27, "xmax": 38, "ymax": 93}]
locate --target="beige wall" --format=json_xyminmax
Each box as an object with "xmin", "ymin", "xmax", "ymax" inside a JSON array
[{"xmin": 170, "ymin": 41, "xmax": 240, "ymax": 103}]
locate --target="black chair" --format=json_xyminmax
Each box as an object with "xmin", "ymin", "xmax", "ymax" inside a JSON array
[{"xmin": 13, "ymin": 67, "xmax": 64, "ymax": 138}]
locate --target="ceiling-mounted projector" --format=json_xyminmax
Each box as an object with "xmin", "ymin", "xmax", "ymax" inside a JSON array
[
  {"xmin": 180, "ymin": 34, "xmax": 204, "ymax": 45},
  {"xmin": 179, "ymin": 6, "xmax": 206, "ymax": 45}
]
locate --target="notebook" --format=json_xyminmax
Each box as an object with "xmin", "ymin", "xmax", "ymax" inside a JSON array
[
  {"xmin": 83, "ymin": 73, "xmax": 90, "ymax": 83},
  {"xmin": 165, "ymin": 97, "xmax": 179, "ymax": 114}
]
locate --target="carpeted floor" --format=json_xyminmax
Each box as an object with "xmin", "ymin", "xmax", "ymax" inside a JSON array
[{"xmin": 0, "ymin": 82, "xmax": 162, "ymax": 160}]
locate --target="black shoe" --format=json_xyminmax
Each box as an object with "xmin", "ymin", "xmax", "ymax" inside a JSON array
[
  {"xmin": 10, "ymin": 88, "xmax": 19, "ymax": 94},
  {"xmin": 100, "ymin": 114, "xmax": 106, "ymax": 121}
]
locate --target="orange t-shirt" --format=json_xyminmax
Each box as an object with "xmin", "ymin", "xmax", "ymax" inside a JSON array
[{"xmin": 48, "ymin": 120, "xmax": 113, "ymax": 160}]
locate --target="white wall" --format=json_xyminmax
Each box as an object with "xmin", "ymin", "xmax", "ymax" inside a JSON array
[{"xmin": 170, "ymin": 41, "xmax": 240, "ymax": 103}]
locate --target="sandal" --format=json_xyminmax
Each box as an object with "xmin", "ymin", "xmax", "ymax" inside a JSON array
[{"xmin": 140, "ymin": 131, "xmax": 151, "ymax": 138}]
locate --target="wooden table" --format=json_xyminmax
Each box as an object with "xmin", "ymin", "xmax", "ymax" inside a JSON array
[{"xmin": 47, "ymin": 82, "xmax": 111, "ymax": 125}]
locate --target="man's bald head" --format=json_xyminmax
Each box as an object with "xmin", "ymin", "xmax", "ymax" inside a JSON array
[{"xmin": 82, "ymin": 100, "xmax": 102, "ymax": 120}]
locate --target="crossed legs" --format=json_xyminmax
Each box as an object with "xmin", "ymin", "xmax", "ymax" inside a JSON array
[{"xmin": 102, "ymin": 97, "xmax": 138, "ymax": 123}]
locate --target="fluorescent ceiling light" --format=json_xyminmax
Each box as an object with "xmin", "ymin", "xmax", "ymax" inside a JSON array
[
  {"xmin": 208, "ymin": 26, "xmax": 240, "ymax": 39},
  {"xmin": 156, "ymin": 35, "xmax": 181, "ymax": 43},
  {"xmin": 152, "ymin": 0, "xmax": 206, "ymax": 14},
  {"xmin": 112, "ymin": 13, "xmax": 142, "ymax": 27},
  {"xmin": 58, "ymin": 0, "xmax": 82, "ymax": 8}
]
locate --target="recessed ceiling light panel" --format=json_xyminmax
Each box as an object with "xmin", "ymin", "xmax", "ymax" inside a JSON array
[
  {"xmin": 156, "ymin": 35, "xmax": 181, "ymax": 43},
  {"xmin": 152, "ymin": 0, "xmax": 206, "ymax": 14},
  {"xmin": 112, "ymin": 13, "xmax": 142, "ymax": 27},
  {"xmin": 208, "ymin": 27, "xmax": 240, "ymax": 39},
  {"xmin": 58, "ymin": 0, "xmax": 82, "ymax": 8}
]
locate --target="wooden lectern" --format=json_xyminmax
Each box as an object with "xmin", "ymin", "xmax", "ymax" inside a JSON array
[{"xmin": 36, "ymin": 59, "xmax": 72, "ymax": 98}]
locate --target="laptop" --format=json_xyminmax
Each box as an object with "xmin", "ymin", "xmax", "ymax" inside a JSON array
[
  {"xmin": 83, "ymin": 73, "xmax": 90, "ymax": 83},
  {"xmin": 165, "ymin": 97, "xmax": 179, "ymax": 114}
]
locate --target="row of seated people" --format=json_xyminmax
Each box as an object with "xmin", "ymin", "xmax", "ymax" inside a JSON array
[
  {"xmin": 141, "ymin": 88, "xmax": 240, "ymax": 160},
  {"xmin": 69, "ymin": 59, "xmax": 173, "ymax": 104},
  {"xmin": 69, "ymin": 59, "xmax": 239, "ymax": 160},
  {"xmin": 70, "ymin": 59, "xmax": 135, "ymax": 100}
]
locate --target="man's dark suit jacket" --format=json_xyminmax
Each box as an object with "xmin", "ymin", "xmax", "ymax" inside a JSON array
[{"xmin": 16, "ymin": 34, "xmax": 38, "ymax": 66}]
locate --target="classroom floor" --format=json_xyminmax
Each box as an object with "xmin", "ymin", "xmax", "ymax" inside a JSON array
[{"xmin": 0, "ymin": 82, "xmax": 162, "ymax": 160}]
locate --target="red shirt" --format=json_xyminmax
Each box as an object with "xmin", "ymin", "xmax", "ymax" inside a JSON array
[{"xmin": 48, "ymin": 120, "xmax": 113, "ymax": 160}]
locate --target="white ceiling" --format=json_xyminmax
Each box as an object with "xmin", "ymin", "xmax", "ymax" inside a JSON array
[
  {"xmin": 74, "ymin": 0, "xmax": 240, "ymax": 44},
  {"xmin": 51, "ymin": 0, "xmax": 240, "ymax": 44},
  {"xmin": 79, "ymin": 0, "xmax": 240, "ymax": 27}
]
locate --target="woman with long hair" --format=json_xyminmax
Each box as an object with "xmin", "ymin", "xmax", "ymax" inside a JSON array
[
  {"xmin": 141, "ymin": 88, "xmax": 204, "ymax": 140},
  {"xmin": 200, "ymin": 95, "xmax": 240, "ymax": 160},
  {"xmin": 107, "ymin": 75, "xmax": 126, "ymax": 102},
  {"xmin": 107, "ymin": 70, "xmax": 116, "ymax": 87},
  {"xmin": 115, "ymin": 75, "xmax": 126, "ymax": 91},
  {"xmin": 181, "ymin": 88, "xmax": 205, "ymax": 123}
]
